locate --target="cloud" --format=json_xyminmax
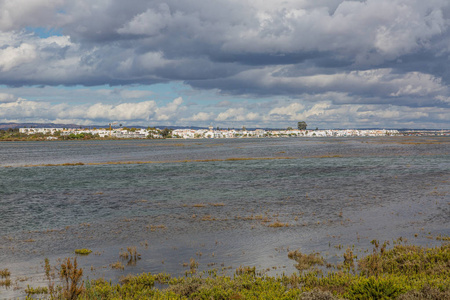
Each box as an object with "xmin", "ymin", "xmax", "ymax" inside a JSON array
[
  {"xmin": 0, "ymin": 97, "xmax": 185, "ymax": 124},
  {"xmin": 215, "ymin": 108, "xmax": 260, "ymax": 122},
  {"xmin": 0, "ymin": 93, "xmax": 20, "ymax": 103},
  {"xmin": 0, "ymin": 0, "xmax": 64, "ymax": 31},
  {"xmin": 269, "ymin": 103, "xmax": 305, "ymax": 118},
  {"xmin": 186, "ymin": 112, "xmax": 214, "ymax": 122},
  {"xmin": 0, "ymin": 43, "xmax": 37, "ymax": 72},
  {"xmin": 117, "ymin": 4, "xmax": 171, "ymax": 36},
  {"xmin": 119, "ymin": 90, "xmax": 154, "ymax": 99},
  {"xmin": 0, "ymin": 0, "xmax": 449, "ymax": 128}
]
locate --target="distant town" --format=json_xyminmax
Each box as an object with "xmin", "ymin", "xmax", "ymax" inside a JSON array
[{"xmin": 17, "ymin": 126, "xmax": 405, "ymax": 139}]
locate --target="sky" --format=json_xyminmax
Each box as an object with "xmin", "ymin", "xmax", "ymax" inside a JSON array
[{"xmin": 0, "ymin": 0, "xmax": 449, "ymax": 129}]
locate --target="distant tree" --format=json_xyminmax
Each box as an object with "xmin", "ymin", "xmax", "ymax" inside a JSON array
[
  {"xmin": 287, "ymin": 127, "xmax": 293, "ymax": 130},
  {"xmin": 242, "ymin": 126, "xmax": 247, "ymax": 131},
  {"xmin": 297, "ymin": 121, "xmax": 307, "ymax": 130},
  {"xmin": 161, "ymin": 128, "xmax": 172, "ymax": 138}
]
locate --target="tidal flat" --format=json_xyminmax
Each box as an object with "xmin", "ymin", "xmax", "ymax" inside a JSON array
[{"xmin": 0, "ymin": 136, "xmax": 449, "ymax": 298}]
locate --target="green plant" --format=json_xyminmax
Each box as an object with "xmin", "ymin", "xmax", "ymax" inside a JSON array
[
  {"xmin": 75, "ymin": 249, "xmax": 92, "ymax": 255},
  {"xmin": 25, "ymin": 285, "xmax": 48, "ymax": 295},
  {"xmin": 345, "ymin": 276, "xmax": 406, "ymax": 300}
]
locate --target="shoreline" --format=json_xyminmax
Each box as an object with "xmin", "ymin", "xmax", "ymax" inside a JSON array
[{"xmin": 1, "ymin": 133, "xmax": 450, "ymax": 142}]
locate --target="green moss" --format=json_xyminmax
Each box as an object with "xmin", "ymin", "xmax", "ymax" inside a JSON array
[{"xmin": 75, "ymin": 248, "xmax": 93, "ymax": 255}]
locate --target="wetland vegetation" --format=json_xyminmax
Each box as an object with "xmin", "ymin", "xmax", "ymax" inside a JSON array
[{"xmin": 2, "ymin": 239, "xmax": 449, "ymax": 299}]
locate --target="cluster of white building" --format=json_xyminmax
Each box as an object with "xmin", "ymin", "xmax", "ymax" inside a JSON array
[
  {"xmin": 19, "ymin": 126, "xmax": 400, "ymax": 139},
  {"xmin": 172, "ymin": 128, "xmax": 399, "ymax": 138}
]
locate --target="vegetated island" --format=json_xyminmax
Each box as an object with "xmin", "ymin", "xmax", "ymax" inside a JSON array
[{"xmin": 2, "ymin": 237, "xmax": 449, "ymax": 299}]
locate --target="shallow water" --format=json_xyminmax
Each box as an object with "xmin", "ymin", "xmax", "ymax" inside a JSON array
[{"xmin": 0, "ymin": 137, "xmax": 449, "ymax": 299}]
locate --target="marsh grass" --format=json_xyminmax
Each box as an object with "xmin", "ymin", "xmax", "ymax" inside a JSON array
[
  {"xmin": 236, "ymin": 265, "xmax": 256, "ymax": 276},
  {"xmin": 182, "ymin": 258, "xmax": 200, "ymax": 274},
  {"xmin": 288, "ymin": 250, "xmax": 325, "ymax": 271},
  {"xmin": 304, "ymin": 154, "xmax": 344, "ymax": 158},
  {"xmin": 67, "ymin": 240, "xmax": 450, "ymax": 299},
  {"xmin": 240, "ymin": 214, "xmax": 264, "ymax": 220},
  {"xmin": 111, "ymin": 261, "xmax": 125, "ymax": 270},
  {"xmin": 44, "ymin": 258, "xmax": 57, "ymax": 297},
  {"xmin": 0, "ymin": 269, "xmax": 11, "ymax": 288},
  {"xmin": 147, "ymin": 224, "xmax": 166, "ymax": 231},
  {"xmin": 60, "ymin": 257, "xmax": 84, "ymax": 299},
  {"xmin": 12, "ymin": 239, "xmax": 450, "ymax": 299},
  {"xmin": 25, "ymin": 285, "xmax": 48, "ymax": 295},
  {"xmin": 201, "ymin": 215, "xmax": 216, "ymax": 221},
  {"xmin": 209, "ymin": 203, "xmax": 225, "ymax": 207},
  {"xmin": 0, "ymin": 278, "xmax": 11, "ymax": 288},
  {"xmin": 15, "ymin": 156, "xmax": 296, "ymax": 168},
  {"xmin": 120, "ymin": 246, "xmax": 141, "ymax": 266},
  {"xmin": 0, "ymin": 269, "xmax": 10, "ymax": 278},
  {"xmin": 267, "ymin": 221, "xmax": 289, "ymax": 227}
]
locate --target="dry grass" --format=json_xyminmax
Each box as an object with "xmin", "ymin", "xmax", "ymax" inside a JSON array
[
  {"xmin": 267, "ymin": 221, "xmax": 289, "ymax": 227},
  {"xmin": 14, "ymin": 156, "xmax": 296, "ymax": 168},
  {"xmin": 189, "ymin": 258, "xmax": 199, "ymax": 272},
  {"xmin": 0, "ymin": 279, "xmax": 11, "ymax": 287},
  {"xmin": 60, "ymin": 257, "xmax": 84, "ymax": 299},
  {"xmin": 343, "ymin": 247, "xmax": 356, "ymax": 268},
  {"xmin": 236, "ymin": 266, "xmax": 256, "ymax": 275},
  {"xmin": 209, "ymin": 203, "xmax": 225, "ymax": 207},
  {"xmin": 147, "ymin": 224, "xmax": 166, "ymax": 231},
  {"xmin": 0, "ymin": 270, "xmax": 11, "ymax": 289},
  {"xmin": 303, "ymin": 154, "xmax": 343, "ymax": 158},
  {"xmin": 192, "ymin": 204, "xmax": 207, "ymax": 208},
  {"xmin": 201, "ymin": 215, "xmax": 216, "ymax": 221},
  {"xmin": 0, "ymin": 269, "xmax": 11, "ymax": 278},
  {"xmin": 288, "ymin": 250, "xmax": 325, "ymax": 271},
  {"xmin": 119, "ymin": 246, "xmax": 141, "ymax": 266},
  {"xmin": 240, "ymin": 214, "xmax": 264, "ymax": 220},
  {"xmin": 111, "ymin": 261, "xmax": 124, "ymax": 270}
]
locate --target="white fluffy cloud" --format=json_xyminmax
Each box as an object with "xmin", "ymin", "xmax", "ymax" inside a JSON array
[
  {"xmin": 0, "ymin": 98, "xmax": 185, "ymax": 124},
  {"xmin": 0, "ymin": 93, "xmax": 20, "ymax": 103},
  {"xmin": 0, "ymin": 43, "xmax": 37, "ymax": 72}
]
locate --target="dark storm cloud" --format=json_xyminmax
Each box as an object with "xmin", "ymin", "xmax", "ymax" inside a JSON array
[{"xmin": 1, "ymin": 0, "xmax": 450, "ymax": 110}]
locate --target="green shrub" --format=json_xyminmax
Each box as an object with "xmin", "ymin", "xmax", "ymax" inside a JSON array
[{"xmin": 345, "ymin": 276, "xmax": 406, "ymax": 300}]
